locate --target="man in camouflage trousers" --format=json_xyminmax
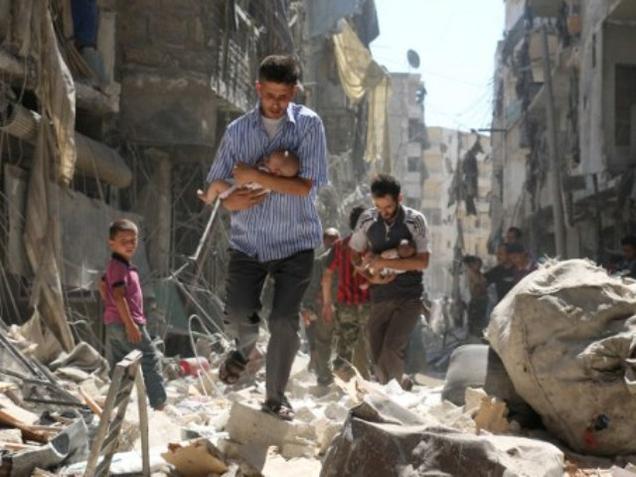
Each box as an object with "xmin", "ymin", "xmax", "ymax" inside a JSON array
[
  {"xmin": 301, "ymin": 228, "xmax": 340, "ymax": 386},
  {"xmin": 322, "ymin": 206, "xmax": 371, "ymax": 380}
]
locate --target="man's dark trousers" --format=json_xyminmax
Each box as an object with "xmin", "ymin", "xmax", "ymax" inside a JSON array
[{"xmin": 224, "ymin": 249, "xmax": 313, "ymax": 404}]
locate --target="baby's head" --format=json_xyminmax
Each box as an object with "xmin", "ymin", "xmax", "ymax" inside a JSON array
[
  {"xmin": 397, "ymin": 239, "xmax": 416, "ymax": 258},
  {"xmin": 265, "ymin": 150, "xmax": 299, "ymax": 177}
]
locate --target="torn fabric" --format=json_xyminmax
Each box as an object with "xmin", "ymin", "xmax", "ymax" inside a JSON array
[
  {"xmin": 20, "ymin": 1, "xmax": 79, "ymax": 352},
  {"xmin": 332, "ymin": 20, "xmax": 390, "ymax": 168},
  {"xmin": 37, "ymin": 1, "xmax": 77, "ymax": 184}
]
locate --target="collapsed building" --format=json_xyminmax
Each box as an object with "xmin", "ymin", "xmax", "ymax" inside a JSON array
[{"xmin": 490, "ymin": 0, "xmax": 636, "ymax": 260}]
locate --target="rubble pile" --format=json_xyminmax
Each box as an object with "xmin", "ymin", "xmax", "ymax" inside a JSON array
[{"xmin": 3, "ymin": 270, "xmax": 636, "ymax": 476}]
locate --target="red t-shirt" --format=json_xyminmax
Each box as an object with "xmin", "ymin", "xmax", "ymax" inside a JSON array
[
  {"xmin": 328, "ymin": 236, "xmax": 369, "ymax": 305},
  {"xmin": 103, "ymin": 254, "xmax": 146, "ymax": 326}
]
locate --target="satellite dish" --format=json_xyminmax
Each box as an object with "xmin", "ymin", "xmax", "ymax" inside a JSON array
[{"xmin": 407, "ymin": 49, "xmax": 420, "ymax": 69}]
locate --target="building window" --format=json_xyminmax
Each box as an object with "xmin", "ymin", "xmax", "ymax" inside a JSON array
[
  {"xmin": 407, "ymin": 157, "xmax": 420, "ymax": 172},
  {"xmin": 615, "ymin": 64, "xmax": 636, "ymax": 147},
  {"xmin": 409, "ymin": 119, "xmax": 424, "ymax": 142}
]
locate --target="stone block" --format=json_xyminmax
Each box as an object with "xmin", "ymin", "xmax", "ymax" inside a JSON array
[
  {"xmin": 324, "ymin": 402, "xmax": 348, "ymax": 421},
  {"xmin": 226, "ymin": 401, "xmax": 295, "ymax": 447},
  {"xmin": 280, "ymin": 438, "xmax": 316, "ymax": 459},
  {"xmin": 0, "ymin": 428, "xmax": 22, "ymax": 443},
  {"xmin": 55, "ymin": 366, "xmax": 91, "ymax": 383},
  {"xmin": 218, "ymin": 438, "xmax": 268, "ymax": 472},
  {"xmin": 294, "ymin": 406, "xmax": 318, "ymax": 423},
  {"xmin": 313, "ymin": 418, "xmax": 341, "ymax": 455}
]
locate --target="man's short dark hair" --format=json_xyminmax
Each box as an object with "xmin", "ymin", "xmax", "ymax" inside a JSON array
[
  {"xmin": 349, "ymin": 206, "xmax": 366, "ymax": 231},
  {"xmin": 370, "ymin": 174, "xmax": 401, "ymax": 200},
  {"xmin": 621, "ymin": 235, "xmax": 636, "ymax": 248},
  {"xmin": 109, "ymin": 219, "xmax": 138, "ymax": 239},
  {"xmin": 507, "ymin": 226, "xmax": 523, "ymax": 240},
  {"xmin": 506, "ymin": 242, "xmax": 525, "ymax": 254},
  {"xmin": 258, "ymin": 55, "xmax": 300, "ymax": 85}
]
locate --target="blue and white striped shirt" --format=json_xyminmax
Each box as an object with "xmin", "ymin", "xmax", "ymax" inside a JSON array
[{"xmin": 206, "ymin": 103, "xmax": 328, "ymax": 262}]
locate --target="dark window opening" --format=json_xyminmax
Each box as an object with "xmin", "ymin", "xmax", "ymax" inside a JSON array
[
  {"xmin": 614, "ymin": 64, "xmax": 636, "ymax": 147},
  {"xmin": 409, "ymin": 119, "xmax": 425, "ymax": 142}
]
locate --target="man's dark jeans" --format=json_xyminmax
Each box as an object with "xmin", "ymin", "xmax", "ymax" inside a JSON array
[{"xmin": 224, "ymin": 249, "xmax": 314, "ymax": 403}]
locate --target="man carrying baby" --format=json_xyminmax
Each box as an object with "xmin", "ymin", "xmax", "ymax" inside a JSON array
[
  {"xmin": 200, "ymin": 54, "xmax": 328, "ymax": 420},
  {"xmin": 350, "ymin": 174, "xmax": 430, "ymax": 390},
  {"xmin": 198, "ymin": 149, "xmax": 299, "ymax": 204}
]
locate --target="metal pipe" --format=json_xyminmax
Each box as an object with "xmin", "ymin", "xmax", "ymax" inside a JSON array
[{"xmin": 0, "ymin": 102, "xmax": 132, "ymax": 188}]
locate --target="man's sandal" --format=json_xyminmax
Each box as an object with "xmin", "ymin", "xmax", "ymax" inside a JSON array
[
  {"xmin": 218, "ymin": 351, "xmax": 247, "ymax": 385},
  {"xmin": 261, "ymin": 398, "xmax": 295, "ymax": 421}
]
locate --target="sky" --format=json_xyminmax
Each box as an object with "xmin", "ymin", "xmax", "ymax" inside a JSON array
[{"xmin": 370, "ymin": 0, "xmax": 505, "ymax": 131}]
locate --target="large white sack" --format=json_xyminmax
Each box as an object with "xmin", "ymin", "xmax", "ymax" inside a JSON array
[{"xmin": 486, "ymin": 259, "xmax": 636, "ymax": 455}]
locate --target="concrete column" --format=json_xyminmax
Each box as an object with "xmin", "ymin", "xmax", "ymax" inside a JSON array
[
  {"xmin": 97, "ymin": 10, "xmax": 117, "ymax": 84},
  {"xmin": 140, "ymin": 148, "xmax": 172, "ymax": 276}
]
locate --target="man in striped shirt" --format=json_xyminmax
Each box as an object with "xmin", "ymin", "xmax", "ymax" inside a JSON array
[
  {"xmin": 322, "ymin": 206, "xmax": 371, "ymax": 381},
  {"xmin": 203, "ymin": 55, "xmax": 328, "ymax": 420}
]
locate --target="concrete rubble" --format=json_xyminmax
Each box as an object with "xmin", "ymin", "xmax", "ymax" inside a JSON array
[{"xmin": 2, "ymin": 320, "xmax": 636, "ymax": 476}]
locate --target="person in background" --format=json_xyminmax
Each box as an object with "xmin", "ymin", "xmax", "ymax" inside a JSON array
[
  {"xmin": 616, "ymin": 235, "xmax": 636, "ymax": 279},
  {"xmin": 507, "ymin": 242, "xmax": 537, "ymax": 283},
  {"xmin": 484, "ymin": 242, "xmax": 516, "ymax": 303},
  {"xmin": 301, "ymin": 228, "xmax": 340, "ymax": 390},
  {"xmin": 322, "ymin": 206, "xmax": 371, "ymax": 383},
  {"xmin": 462, "ymin": 255, "xmax": 488, "ymax": 338},
  {"xmin": 71, "ymin": 0, "xmax": 109, "ymax": 85},
  {"xmin": 505, "ymin": 226, "xmax": 523, "ymax": 246},
  {"xmin": 350, "ymin": 175, "xmax": 431, "ymax": 390}
]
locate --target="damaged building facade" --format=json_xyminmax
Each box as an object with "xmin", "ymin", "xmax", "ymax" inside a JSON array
[
  {"xmin": 490, "ymin": 0, "xmax": 636, "ymax": 260},
  {"xmin": 0, "ymin": 0, "xmax": 303, "ymax": 355},
  {"xmin": 0, "ymin": 0, "xmax": 395, "ymax": 358},
  {"xmin": 422, "ymin": 128, "xmax": 492, "ymax": 297},
  {"xmin": 387, "ymin": 72, "xmax": 428, "ymax": 210}
]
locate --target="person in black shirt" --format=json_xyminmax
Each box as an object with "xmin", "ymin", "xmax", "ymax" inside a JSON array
[
  {"xmin": 484, "ymin": 243, "xmax": 516, "ymax": 303},
  {"xmin": 616, "ymin": 235, "xmax": 636, "ymax": 279}
]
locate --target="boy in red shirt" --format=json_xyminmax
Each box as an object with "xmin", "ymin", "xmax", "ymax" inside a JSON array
[{"xmin": 100, "ymin": 219, "xmax": 166, "ymax": 410}]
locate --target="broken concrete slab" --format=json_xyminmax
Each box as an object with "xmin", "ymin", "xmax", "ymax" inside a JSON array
[
  {"xmin": 60, "ymin": 448, "xmax": 168, "ymax": 475},
  {"xmin": 3, "ymin": 418, "xmax": 88, "ymax": 477},
  {"xmin": 161, "ymin": 438, "xmax": 228, "ymax": 477},
  {"xmin": 48, "ymin": 342, "xmax": 110, "ymax": 381},
  {"xmin": 293, "ymin": 406, "xmax": 318, "ymax": 423},
  {"xmin": 611, "ymin": 466, "xmax": 636, "ymax": 477},
  {"xmin": 226, "ymin": 401, "xmax": 296, "ymax": 448},
  {"xmin": 313, "ymin": 418, "xmax": 342, "ymax": 455},
  {"xmin": 280, "ymin": 438, "xmax": 315, "ymax": 459},
  {"xmin": 0, "ymin": 429, "xmax": 22, "ymax": 444},
  {"xmin": 55, "ymin": 367, "xmax": 91, "ymax": 383},
  {"xmin": 218, "ymin": 438, "xmax": 268, "ymax": 472},
  {"xmin": 321, "ymin": 406, "xmax": 565, "ymax": 477},
  {"xmin": 323, "ymin": 402, "xmax": 348, "ymax": 421}
]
